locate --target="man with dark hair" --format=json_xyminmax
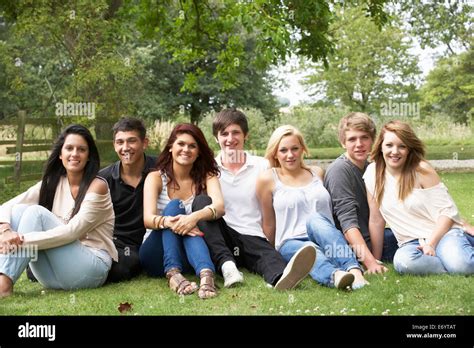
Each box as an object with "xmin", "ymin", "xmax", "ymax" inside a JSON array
[
  {"xmin": 99, "ymin": 117, "xmax": 163, "ymax": 282},
  {"xmin": 198, "ymin": 108, "xmax": 316, "ymax": 290}
]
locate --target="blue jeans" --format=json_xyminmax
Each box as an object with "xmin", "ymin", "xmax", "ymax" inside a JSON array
[
  {"xmin": 139, "ymin": 230, "xmax": 164, "ymax": 277},
  {"xmin": 0, "ymin": 204, "xmax": 110, "ymax": 289},
  {"xmin": 144, "ymin": 199, "xmax": 215, "ymax": 276},
  {"xmin": 379, "ymin": 228, "xmax": 398, "ymax": 263},
  {"xmin": 393, "ymin": 228, "xmax": 474, "ymax": 275},
  {"xmin": 279, "ymin": 213, "xmax": 362, "ymax": 288}
]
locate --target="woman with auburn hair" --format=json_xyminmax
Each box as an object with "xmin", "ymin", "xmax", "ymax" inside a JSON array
[
  {"xmin": 142, "ymin": 123, "xmax": 224, "ymax": 299},
  {"xmin": 364, "ymin": 120, "xmax": 474, "ymax": 275},
  {"xmin": 0, "ymin": 125, "xmax": 117, "ymax": 298},
  {"xmin": 256, "ymin": 125, "xmax": 369, "ymax": 290}
]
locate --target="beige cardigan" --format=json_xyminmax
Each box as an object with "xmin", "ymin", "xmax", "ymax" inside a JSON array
[{"xmin": 0, "ymin": 176, "xmax": 118, "ymax": 261}]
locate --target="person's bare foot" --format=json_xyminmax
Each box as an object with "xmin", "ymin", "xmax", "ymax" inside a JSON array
[
  {"xmin": 349, "ymin": 268, "xmax": 369, "ymax": 290},
  {"xmin": 0, "ymin": 274, "xmax": 13, "ymax": 298}
]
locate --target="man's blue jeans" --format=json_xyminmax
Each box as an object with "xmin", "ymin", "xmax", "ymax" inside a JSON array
[{"xmin": 279, "ymin": 213, "xmax": 362, "ymax": 287}]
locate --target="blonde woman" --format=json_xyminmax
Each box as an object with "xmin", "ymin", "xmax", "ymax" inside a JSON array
[
  {"xmin": 364, "ymin": 120, "xmax": 474, "ymax": 275},
  {"xmin": 256, "ymin": 125, "xmax": 368, "ymax": 289}
]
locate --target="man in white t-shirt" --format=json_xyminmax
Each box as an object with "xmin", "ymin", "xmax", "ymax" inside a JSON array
[{"xmin": 197, "ymin": 108, "xmax": 316, "ymax": 289}]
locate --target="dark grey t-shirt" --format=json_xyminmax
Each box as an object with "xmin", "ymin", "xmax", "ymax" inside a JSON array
[{"xmin": 324, "ymin": 154, "xmax": 371, "ymax": 244}]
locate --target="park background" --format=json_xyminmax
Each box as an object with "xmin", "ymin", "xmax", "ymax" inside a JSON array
[{"xmin": 0, "ymin": 0, "xmax": 472, "ymax": 317}]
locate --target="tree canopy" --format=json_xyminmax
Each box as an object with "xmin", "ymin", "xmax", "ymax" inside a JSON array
[
  {"xmin": 421, "ymin": 48, "xmax": 473, "ymax": 124},
  {"xmin": 132, "ymin": 0, "xmax": 390, "ymax": 92},
  {"xmin": 0, "ymin": 0, "xmax": 391, "ymax": 126},
  {"xmin": 304, "ymin": 5, "xmax": 420, "ymax": 114},
  {"xmin": 398, "ymin": 0, "xmax": 473, "ymax": 55}
]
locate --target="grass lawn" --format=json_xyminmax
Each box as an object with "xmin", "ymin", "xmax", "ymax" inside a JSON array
[
  {"xmin": 439, "ymin": 172, "xmax": 473, "ymax": 224},
  {"xmin": 0, "ymin": 172, "xmax": 472, "ymax": 317},
  {"xmin": 1, "ymin": 265, "xmax": 472, "ymax": 316}
]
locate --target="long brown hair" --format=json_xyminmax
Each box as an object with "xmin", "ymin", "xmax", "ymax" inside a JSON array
[
  {"xmin": 370, "ymin": 120, "xmax": 426, "ymax": 205},
  {"xmin": 156, "ymin": 123, "xmax": 219, "ymax": 195}
]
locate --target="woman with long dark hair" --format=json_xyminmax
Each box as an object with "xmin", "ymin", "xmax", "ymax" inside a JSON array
[
  {"xmin": 364, "ymin": 120, "xmax": 473, "ymax": 275},
  {"xmin": 0, "ymin": 125, "xmax": 117, "ymax": 297},
  {"xmin": 142, "ymin": 123, "xmax": 223, "ymax": 299}
]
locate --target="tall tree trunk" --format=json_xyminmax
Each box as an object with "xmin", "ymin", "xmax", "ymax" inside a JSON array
[
  {"xmin": 95, "ymin": 116, "xmax": 114, "ymax": 140},
  {"xmin": 190, "ymin": 103, "xmax": 201, "ymax": 125}
]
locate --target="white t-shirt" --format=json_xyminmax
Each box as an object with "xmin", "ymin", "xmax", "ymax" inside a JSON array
[
  {"xmin": 363, "ymin": 162, "xmax": 462, "ymax": 245},
  {"xmin": 216, "ymin": 152, "xmax": 268, "ymax": 238}
]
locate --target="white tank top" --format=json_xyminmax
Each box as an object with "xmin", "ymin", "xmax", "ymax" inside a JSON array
[
  {"xmin": 157, "ymin": 173, "xmax": 194, "ymax": 215},
  {"xmin": 272, "ymin": 168, "xmax": 334, "ymax": 250}
]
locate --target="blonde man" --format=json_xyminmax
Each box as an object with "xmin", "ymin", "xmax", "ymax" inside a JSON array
[{"xmin": 322, "ymin": 112, "xmax": 398, "ymax": 274}]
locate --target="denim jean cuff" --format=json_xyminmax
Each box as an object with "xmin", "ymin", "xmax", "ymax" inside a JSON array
[{"xmin": 346, "ymin": 265, "xmax": 363, "ymax": 273}]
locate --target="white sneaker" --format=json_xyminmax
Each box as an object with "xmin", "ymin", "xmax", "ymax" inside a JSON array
[
  {"xmin": 274, "ymin": 245, "xmax": 316, "ymax": 290},
  {"xmin": 222, "ymin": 261, "xmax": 244, "ymax": 288},
  {"xmin": 334, "ymin": 270, "xmax": 355, "ymax": 290}
]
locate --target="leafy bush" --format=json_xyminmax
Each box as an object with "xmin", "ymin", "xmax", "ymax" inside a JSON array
[
  {"xmin": 280, "ymin": 105, "xmax": 350, "ymax": 148},
  {"xmin": 411, "ymin": 113, "xmax": 473, "ymax": 146}
]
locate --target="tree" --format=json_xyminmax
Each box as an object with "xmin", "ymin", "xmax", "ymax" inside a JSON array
[
  {"xmin": 134, "ymin": 39, "xmax": 278, "ymax": 124},
  {"xmin": 398, "ymin": 0, "xmax": 473, "ymax": 55},
  {"xmin": 394, "ymin": 1, "xmax": 473, "ymax": 123},
  {"xmin": 132, "ymin": 0, "xmax": 390, "ymax": 96},
  {"xmin": 1, "ymin": 0, "xmax": 391, "ymax": 127},
  {"xmin": 420, "ymin": 48, "xmax": 473, "ymax": 124},
  {"xmin": 304, "ymin": 6, "xmax": 420, "ymax": 114},
  {"xmin": 0, "ymin": 0, "xmax": 145, "ymax": 138}
]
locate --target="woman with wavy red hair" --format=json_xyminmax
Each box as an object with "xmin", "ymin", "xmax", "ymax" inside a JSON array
[{"xmin": 142, "ymin": 123, "xmax": 224, "ymax": 299}]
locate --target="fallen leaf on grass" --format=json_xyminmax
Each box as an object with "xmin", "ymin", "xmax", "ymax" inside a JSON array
[{"xmin": 118, "ymin": 302, "xmax": 133, "ymax": 314}]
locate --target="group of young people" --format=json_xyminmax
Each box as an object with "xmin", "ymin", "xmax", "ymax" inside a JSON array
[{"xmin": 0, "ymin": 109, "xmax": 473, "ymax": 299}]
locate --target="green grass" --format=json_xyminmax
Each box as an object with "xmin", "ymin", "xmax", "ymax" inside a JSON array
[
  {"xmin": 439, "ymin": 172, "xmax": 473, "ymax": 224},
  {"xmin": 1, "ymin": 265, "xmax": 472, "ymax": 316},
  {"xmin": 0, "ymin": 172, "xmax": 473, "ymax": 316}
]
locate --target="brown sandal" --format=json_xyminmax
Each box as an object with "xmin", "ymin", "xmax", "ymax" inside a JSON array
[
  {"xmin": 166, "ymin": 268, "xmax": 198, "ymax": 295},
  {"xmin": 198, "ymin": 269, "xmax": 218, "ymax": 299}
]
